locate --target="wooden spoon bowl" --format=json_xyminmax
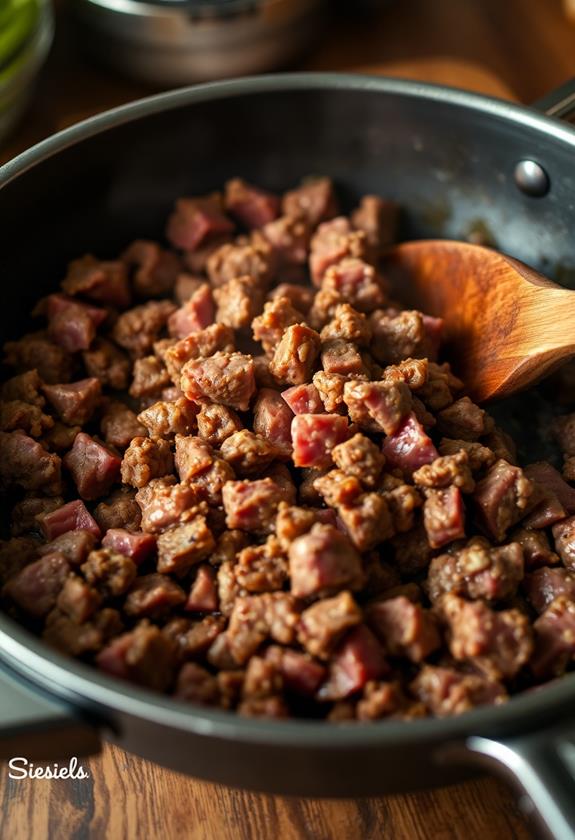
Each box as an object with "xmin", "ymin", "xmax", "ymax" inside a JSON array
[{"xmin": 384, "ymin": 240, "xmax": 575, "ymax": 403}]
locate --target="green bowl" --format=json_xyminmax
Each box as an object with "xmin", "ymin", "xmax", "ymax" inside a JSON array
[{"xmin": 0, "ymin": 0, "xmax": 54, "ymax": 146}]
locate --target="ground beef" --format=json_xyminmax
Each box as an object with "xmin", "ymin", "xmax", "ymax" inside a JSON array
[
  {"xmin": 207, "ymin": 240, "xmax": 274, "ymax": 289},
  {"xmin": 411, "ymin": 666, "xmax": 507, "ymax": 717},
  {"xmin": 181, "ymin": 351, "xmax": 255, "ymax": 411},
  {"xmin": 81, "ymin": 548, "xmax": 137, "ymax": 598},
  {"xmin": 137, "ymin": 398, "xmax": 197, "ymax": 438},
  {"xmin": 196, "ymin": 403, "xmax": 242, "ymax": 446},
  {"xmin": 427, "ymin": 538, "xmax": 524, "ymax": 602},
  {"xmin": 121, "ymin": 436, "xmax": 173, "ymax": 488},
  {"xmin": 351, "ymin": 194, "xmax": 399, "ymax": 255},
  {"xmin": 437, "ymin": 593, "xmax": 533, "ymax": 680},
  {"xmin": 366, "ymin": 596, "xmax": 440, "ymax": 662},
  {"xmin": 0, "ymin": 400, "xmax": 53, "ymax": 438},
  {"xmin": 222, "ymin": 476, "xmax": 294, "ymax": 534},
  {"xmin": 214, "ymin": 276, "xmax": 264, "ymax": 330},
  {"xmin": 113, "ymin": 300, "xmax": 176, "ymax": 358},
  {"xmin": 136, "ymin": 477, "xmax": 200, "ymax": 533},
  {"xmin": 4, "ymin": 553, "xmax": 70, "ymax": 618},
  {"xmin": 82, "ymin": 338, "xmax": 131, "ymax": 390},
  {"xmin": 156, "ymin": 517, "xmax": 215, "ymax": 575},
  {"xmin": 93, "ymin": 487, "xmax": 142, "ymax": 533},
  {"xmin": 219, "ymin": 430, "xmax": 278, "ymax": 477},
  {"xmin": 0, "ymin": 431, "xmax": 62, "ymax": 494},
  {"xmin": 253, "ymin": 388, "xmax": 293, "ymax": 460},
  {"xmin": 474, "ymin": 460, "xmax": 533, "ymax": 542},
  {"xmin": 97, "ymin": 620, "xmax": 176, "ymax": 691},
  {"xmin": 4, "ymin": 332, "xmax": 73, "ymax": 384},
  {"xmin": 269, "ymin": 324, "xmax": 321, "ymax": 386},
  {"xmin": 282, "ymin": 176, "xmax": 338, "ymax": 227},
  {"xmin": 164, "ymin": 324, "xmax": 235, "ymax": 381},
  {"xmin": 2, "ymin": 369, "xmax": 46, "ymax": 407},
  {"xmin": 252, "ymin": 296, "xmax": 305, "ymax": 356},
  {"xmin": 101, "ymin": 401, "xmax": 147, "ymax": 450},
  {"xmin": 3, "ymin": 175, "xmax": 574, "ymax": 723},
  {"xmin": 38, "ymin": 530, "xmax": 97, "ymax": 567},
  {"xmin": 298, "ymin": 591, "xmax": 362, "ymax": 659},
  {"xmin": 129, "ymin": 356, "xmax": 171, "ymax": 399},
  {"xmin": 288, "ymin": 523, "xmax": 364, "ymax": 598}
]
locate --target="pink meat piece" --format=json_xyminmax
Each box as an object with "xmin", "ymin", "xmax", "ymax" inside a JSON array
[
  {"xmin": 382, "ymin": 412, "xmax": 438, "ymax": 476},
  {"xmin": 267, "ymin": 648, "xmax": 326, "ymax": 696},
  {"xmin": 102, "ymin": 529, "xmax": 157, "ymax": 565},
  {"xmin": 525, "ymin": 461, "xmax": 575, "ymax": 514},
  {"xmin": 282, "ymin": 383, "xmax": 324, "ymax": 415},
  {"xmin": 253, "ymin": 388, "xmax": 293, "ymax": 459},
  {"xmin": 320, "ymin": 258, "xmax": 387, "ymax": 313},
  {"xmin": 222, "ymin": 477, "xmax": 295, "ymax": 534},
  {"xmin": 282, "ymin": 177, "xmax": 338, "ymax": 227},
  {"xmin": 166, "ymin": 195, "xmax": 234, "ymax": 251},
  {"xmin": 167, "ymin": 284, "xmax": 214, "ymax": 339},
  {"xmin": 96, "ymin": 633, "xmax": 131, "ymax": 679},
  {"xmin": 288, "ymin": 523, "xmax": 364, "ymax": 598},
  {"xmin": 423, "ymin": 486, "xmax": 466, "ymax": 549},
  {"xmin": 186, "ymin": 565, "xmax": 218, "ymax": 612},
  {"xmin": 225, "ymin": 178, "xmax": 280, "ymax": 229},
  {"xmin": 4, "ymin": 552, "xmax": 69, "ymax": 618},
  {"xmin": 309, "ymin": 218, "xmax": 364, "ymax": 285},
  {"xmin": 45, "ymin": 294, "xmax": 107, "ymax": 353},
  {"xmin": 531, "ymin": 596, "xmax": 575, "ymax": 678},
  {"xmin": 319, "ymin": 625, "xmax": 388, "ymax": 700},
  {"xmin": 39, "ymin": 499, "xmax": 101, "ymax": 540},
  {"xmin": 523, "ymin": 567, "xmax": 575, "ymax": 613},
  {"xmin": 321, "ymin": 340, "xmax": 365, "ymax": 378},
  {"xmin": 43, "ymin": 378, "xmax": 101, "ymax": 426},
  {"xmin": 135, "ymin": 478, "xmax": 200, "ymax": 534},
  {"xmin": 356, "ymin": 380, "xmax": 412, "ymax": 435},
  {"xmin": 260, "ymin": 216, "xmax": 310, "ymax": 266},
  {"xmin": 181, "ymin": 352, "xmax": 255, "ymax": 412},
  {"xmin": 474, "ymin": 460, "xmax": 533, "ymax": 542},
  {"xmin": 523, "ymin": 489, "xmax": 566, "ymax": 529},
  {"xmin": 64, "ymin": 432, "xmax": 122, "ymax": 500},
  {"xmin": 291, "ymin": 413, "xmax": 349, "ymax": 469},
  {"xmin": 62, "ymin": 255, "xmax": 131, "ymax": 309},
  {"xmin": 367, "ymin": 596, "xmax": 440, "ymax": 662}
]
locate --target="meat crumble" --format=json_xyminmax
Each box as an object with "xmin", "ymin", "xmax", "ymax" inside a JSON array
[{"xmin": 2, "ymin": 175, "xmax": 575, "ymax": 723}]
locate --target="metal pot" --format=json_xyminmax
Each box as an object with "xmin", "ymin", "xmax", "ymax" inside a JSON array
[
  {"xmin": 2, "ymin": 72, "xmax": 575, "ymax": 839},
  {"xmin": 72, "ymin": 0, "xmax": 325, "ymax": 85}
]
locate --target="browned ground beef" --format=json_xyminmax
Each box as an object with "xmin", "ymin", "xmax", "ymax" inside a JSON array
[{"xmin": 2, "ymin": 175, "xmax": 575, "ymax": 722}]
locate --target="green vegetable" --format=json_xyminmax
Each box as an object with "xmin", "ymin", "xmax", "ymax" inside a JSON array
[{"xmin": 0, "ymin": 0, "xmax": 40, "ymax": 70}]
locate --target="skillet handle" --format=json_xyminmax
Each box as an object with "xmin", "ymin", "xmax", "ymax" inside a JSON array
[
  {"xmin": 446, "ymin": 726, "xmax": 575, "ymax": 840},
  {"xmin": 0, "ymin": 663, "xmax": 101, "ymax": 763},
  {"xmin": 532, "ymin": 77, "xmax": 575, "ymax": 122}
]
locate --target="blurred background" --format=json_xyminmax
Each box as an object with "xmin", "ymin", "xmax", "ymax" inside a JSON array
[{"xmin": 3, "ymin": 0, "xmax": 575, "ymax": 162}]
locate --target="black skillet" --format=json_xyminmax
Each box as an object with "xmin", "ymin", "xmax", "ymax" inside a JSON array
[{"xmin": 2, "ymin": 73, "xmax": 575, "ymax": 838}]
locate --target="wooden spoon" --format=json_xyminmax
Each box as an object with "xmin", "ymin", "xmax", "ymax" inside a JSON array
[{"xmin": 384, "ymin": 240, "xmax": 575, "ymax": 403}]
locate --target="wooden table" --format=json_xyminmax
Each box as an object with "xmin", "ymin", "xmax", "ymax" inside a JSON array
[{"xmin": 3, "ymin": 1, "xmax": 575, "ymax": 837}]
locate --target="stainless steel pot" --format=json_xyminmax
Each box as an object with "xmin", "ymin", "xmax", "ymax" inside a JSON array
[
  {"xmin": 72, "ymin": 0, "xmax": 324, "ymax": 85},
  {"xmin": 2, "ymin": 72, "xmax": 575, "ymax": 839}
]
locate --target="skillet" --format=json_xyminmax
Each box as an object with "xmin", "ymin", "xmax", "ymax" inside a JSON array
[{"xmin": 2, "ymin": 73, "xmax": 575, "ymax": 837}]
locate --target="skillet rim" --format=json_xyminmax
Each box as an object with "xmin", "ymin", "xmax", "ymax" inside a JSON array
[{"xmin": 2, "ymin": 71, "xmax": 575, "ymax": 748}]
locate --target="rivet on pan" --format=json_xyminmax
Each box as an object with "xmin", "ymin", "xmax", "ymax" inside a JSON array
[{"xmin": 514, "ymin": 160, "xmax": 550, "ymax": 197}]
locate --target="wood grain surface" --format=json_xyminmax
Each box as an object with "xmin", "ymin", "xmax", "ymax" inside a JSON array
[{"xmin": 3, "ymin": 1, "xmax": 575, "ymax": 838}]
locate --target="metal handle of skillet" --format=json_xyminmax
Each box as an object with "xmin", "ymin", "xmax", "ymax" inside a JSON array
[{"xmin": 0, "ymin": 662, "xmax": 100, "ymax": 763}]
